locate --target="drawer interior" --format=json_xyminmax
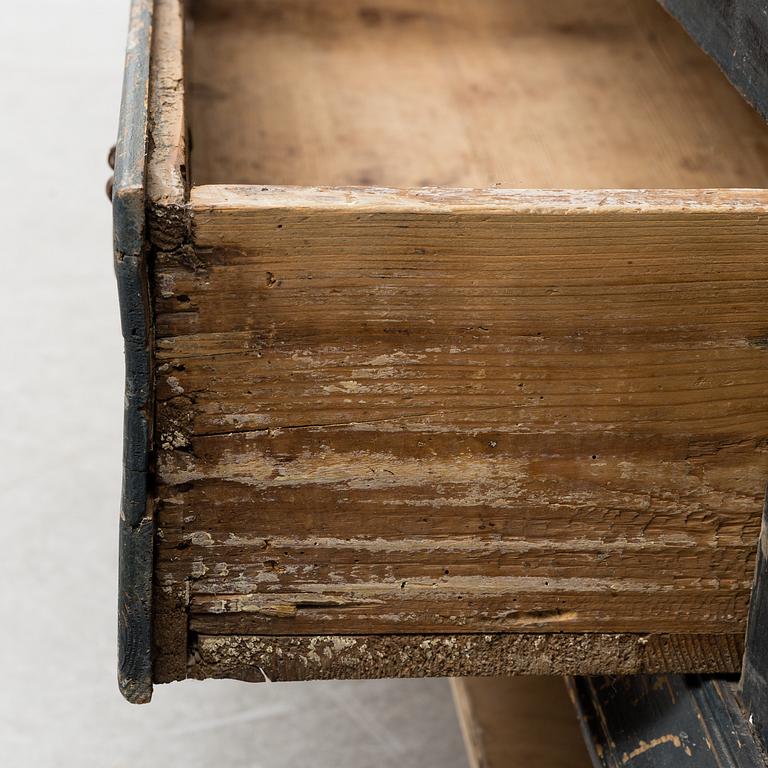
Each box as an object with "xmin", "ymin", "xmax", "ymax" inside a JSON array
[{"xmin": 186, "ymin": 0, "xmax": 768, "ymax": 189}]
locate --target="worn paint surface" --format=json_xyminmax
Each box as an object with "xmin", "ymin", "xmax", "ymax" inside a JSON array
[
  {"xmin": 570, "ymin": 675, "xmax": 767, "ymax": 767},
  {"xmin": 660, "ymin": 0, "xmax": 768, "ymax": 121},
  {"xmin": 739, "ymin": 502, "xmax": 768, "ymax": 751},
  {"xmin": 114, "ymin": 0, "xmax": 154, "ymax": 705},
  {"xmin": 145, "ymin": 0, "xmax": 189, "ymax": 686}
]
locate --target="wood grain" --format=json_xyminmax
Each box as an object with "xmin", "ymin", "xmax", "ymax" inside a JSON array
[
  {"xmin": 187, "ymin": 0, "xmax": 768, "ymax": 188},
  {"xmin": 151, "ymin": 185, "xmax": 768, "ymax": 666},
  {"xmin": 739, "ymin": 504, "xmax": 768, "ymax": 750},
  {"xmin": 451, "ymin": 677, "xmax": 592, "ymax": 768}
]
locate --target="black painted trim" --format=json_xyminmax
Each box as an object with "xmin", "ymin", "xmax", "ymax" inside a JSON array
[
  {"xmin": 570, "ymin": 675, "xmax": 766, "ymax": 768},
  {"xmin": 114, "ymin": 0, "xmax": 154, "ymax": 705},
  {"xmin": 740, "ymin": 498, "xmax": 768, "ymax": 751},
  {"xmin": 659, "ymin": 0, "xmax": 768, "ymax": 121}
]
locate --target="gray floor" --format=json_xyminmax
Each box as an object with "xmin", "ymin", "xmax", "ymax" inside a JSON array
[{"xmin": 0, "ymin": 2, "xmax": 467, "ymax": 766}]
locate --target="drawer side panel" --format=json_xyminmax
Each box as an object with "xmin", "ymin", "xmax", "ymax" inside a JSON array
[{"xmin": 153, "ymin": 186, "xmax": 768, "ymax": 676}]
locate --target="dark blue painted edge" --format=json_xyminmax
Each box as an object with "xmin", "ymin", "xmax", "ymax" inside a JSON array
[
  {"xmin": 740, "ymin": 496, "xmax": 768, "ymax": 751},
  {"xmin": 571, "ymin": 505, "xmax": 768, "ymax": 763},
  {"xmin": 113, "ymin": 0, "xmax": 154, "ymax": 705},
  {"xmin": 659, "ymin": 0, "xmax": 768, "ymax": 122},
  {"xmin": 570, "ymin": 675, "xmax": 766, "ymax": 768}
]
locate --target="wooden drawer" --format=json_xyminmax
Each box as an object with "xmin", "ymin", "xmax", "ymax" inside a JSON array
[{"xmin": 114, "ymin": 0, "xmax": 768, "ymax": 702}]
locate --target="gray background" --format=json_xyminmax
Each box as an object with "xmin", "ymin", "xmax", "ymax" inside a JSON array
[{"xmin": 0, "ymin": 2, "xmax": 467, "ymax": 765}]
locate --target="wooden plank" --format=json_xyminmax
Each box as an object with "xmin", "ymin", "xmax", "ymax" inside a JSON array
[
  {"xmin": 659, "ymin": 0, "xmax": 768, "ymax": 122},
  {"xmin": 187, "ymin": 0, "xmax": 768, "ymax": 189},
  {"xmin": 569, "ymin": 675, "xmax": 766, "ymax": 768},
  {"xmin": 451, "ymin": 677, "xmax": 591, "ymax": 768},
  {"xmin": 145, "ymin": 0, "xmax": 191, "ymax": 686},
  {"xmin": 184, "ymin": 634, "xmax": 744, "ymax": 685},
  {"xmin": 150, "ymin": 185, "xmax": 768, "ymax": 675}
]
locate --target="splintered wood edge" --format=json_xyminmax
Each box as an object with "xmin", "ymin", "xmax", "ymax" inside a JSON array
[
  {"xmin": 190, "ymin": 184, "xmax": 768, "ymax": 218},
  {"xmin": 143, "ymin": 0, "xmax": 191, "ymax": 690},
  {"xmin": 178, "ymin": 633, "xmax": 744, "ymax": 685},
  {"xmin": 147, "ymin": 0, "xmax": 187, "ymax": 249}
]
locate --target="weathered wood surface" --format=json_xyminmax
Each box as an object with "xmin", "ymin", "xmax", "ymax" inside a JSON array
[
  {"xmin": 145, "ymin": 0, "xmax": 189, "ymax": 687},
  {"xmin": 569, "ymin": 675, "xmax": 766, "ymax": 768},
  {"xmin": 188, "ymin": 0, "xmax": 768, "ymax": 189},
  {"xmin": 150, "ymin": 186, "xmax": 768, "ymax": 678},
  {"xmin": 187, "ymin": 633, "xmax": 744, "ymax": 683},
  {"xmin": 451, "ymin": 677, "xmax": 591, "ymax": 768},
  {"xmin": 660, "ymin": 0, "xmax": 768, "ymax": 122},
  {"xmin": 114, "ymin": 0, "xmax": 154, "ymax": 706}
]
